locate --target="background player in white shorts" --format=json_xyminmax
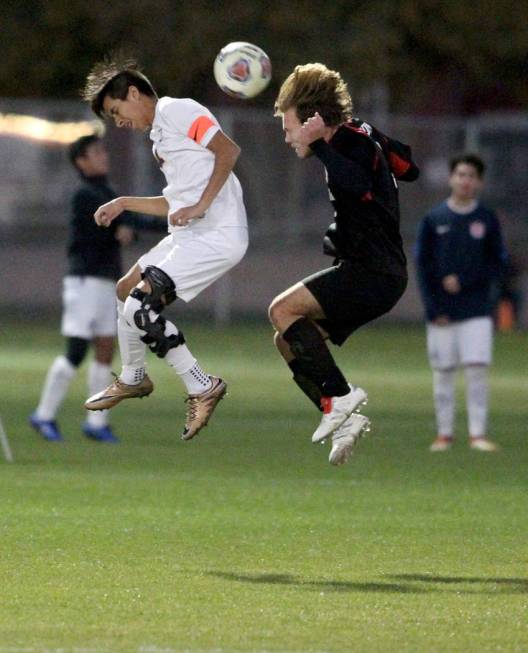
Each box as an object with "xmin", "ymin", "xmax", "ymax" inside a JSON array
[
  {"xmin": 30, "ymin": 135, "xmax": 136, "ymax": 443},
  {"xmin": 415, "ymin": 154, "xmax": 507, "ymax": 452},
  {"xmin": 81, "ymin": 56, "xmax": 248, "ymax": 440}
]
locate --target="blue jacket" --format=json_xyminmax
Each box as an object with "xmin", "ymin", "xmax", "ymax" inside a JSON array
[{"xmin": 415, "ymin": 201, "xmax": 507, "ymax": 322}]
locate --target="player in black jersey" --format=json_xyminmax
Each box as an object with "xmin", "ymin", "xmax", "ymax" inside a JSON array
[
  {"xmin": 270, "ymin": 63, "xmax": 419, "ymax": 465},
  {"xmin": 30, "ymin": 135, "xmax": 160, "ymax": 443}
]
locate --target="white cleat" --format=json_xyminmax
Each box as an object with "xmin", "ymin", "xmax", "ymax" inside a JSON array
[
  {"xmin": 328, "ymin": 413, "xmax": 371, "ymax": 466},
  {"xmin": 312, "ymin": 384, "xmax": 368, "ymax": 444}
]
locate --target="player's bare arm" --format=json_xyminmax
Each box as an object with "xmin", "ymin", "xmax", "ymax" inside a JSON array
[
  {"xmin": 94, "ymin": 196, "xmax": 168, "ymax": 226},
  {"xmin": 170, "ymin": 131, "xmax": 240, "ymax": 227}
]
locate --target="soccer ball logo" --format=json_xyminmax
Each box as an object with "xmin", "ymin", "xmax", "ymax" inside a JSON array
[
  {"xmin": 228, "ymin": 59, "xmax": 251, "ymax": 83},
  {"xmin": 214, "ymin": 42, "xmax": 272, "ymax": 99}
]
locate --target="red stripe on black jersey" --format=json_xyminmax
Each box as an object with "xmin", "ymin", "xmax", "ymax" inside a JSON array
[{"xmin": 388, "ymin": 151, "xmax": 412, "ymax": 178}]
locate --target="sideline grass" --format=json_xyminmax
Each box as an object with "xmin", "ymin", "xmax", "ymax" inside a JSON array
[{"xmin": 0, "ymin": 322, "xmax": 527, "ymax": 653}]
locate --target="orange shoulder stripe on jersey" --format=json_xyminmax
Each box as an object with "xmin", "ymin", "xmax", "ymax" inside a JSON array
[{"xmin": 187, "ymin": 116, "xmax": 216, "ymax": 143}]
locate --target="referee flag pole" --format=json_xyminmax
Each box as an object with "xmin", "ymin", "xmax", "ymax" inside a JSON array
[{"xmin": 0, "ymin": 416, "xmax": 14, "ymax": 463}]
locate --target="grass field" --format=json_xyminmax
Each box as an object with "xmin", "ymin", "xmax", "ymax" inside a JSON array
[{"xmin": 0, "ymin": 321, "xmax": 527, "ymax": 653}]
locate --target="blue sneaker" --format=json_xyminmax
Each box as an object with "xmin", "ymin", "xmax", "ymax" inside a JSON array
[
  {"xmin": 29, "ymin": 413, "xmax": 64, "ymax": 441},
  {"xmin": 82, "ymin": 423, "xmax": 120, "ymax": 443}
]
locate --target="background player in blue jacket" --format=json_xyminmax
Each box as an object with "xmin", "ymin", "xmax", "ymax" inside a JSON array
[{"xmin": 415, "ymin": 154, "xmax": 507, "ymax": 452}]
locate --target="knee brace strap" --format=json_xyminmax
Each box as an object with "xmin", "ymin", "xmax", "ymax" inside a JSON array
[{"xmin": 129, "ymin": 288, "xmax": 185, "ymax": 358}]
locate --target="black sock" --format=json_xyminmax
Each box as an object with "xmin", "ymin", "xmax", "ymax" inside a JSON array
[
  {"xmin": 283, "ymin": 318, "xmax": 349, "ymax": 397},
  {"xmin": 288, "ymin": 359, "xmax": 323, "ymax": 411}
]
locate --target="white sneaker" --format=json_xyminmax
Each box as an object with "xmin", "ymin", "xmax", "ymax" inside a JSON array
[
  {"xmin": 469, "ymin": 437, "xmax": 498, "ymax": 452},
  {"xmin": 312, "ymin": 385, "xmax": 368, "ymax": 443},
  {"xmin": 328, "ymin": 413, "xmax": 371, "ymax": 466},
  {"xmin": 429, "ymin": 436, "xmax": 453, "ymax": 452}
]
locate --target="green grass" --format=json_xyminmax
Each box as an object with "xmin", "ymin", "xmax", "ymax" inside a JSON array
[{"xmin": 0, "ymin": 321, "xmax": 527, "ymax": 653}]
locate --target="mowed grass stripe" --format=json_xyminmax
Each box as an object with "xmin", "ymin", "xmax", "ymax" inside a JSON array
[{"xmin": 0, "ymin": 322, "xmax": 526, "ymax": 652}]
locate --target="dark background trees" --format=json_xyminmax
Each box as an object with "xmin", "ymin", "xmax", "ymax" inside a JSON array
[{"xmin": 1, "ymin": 0, "xmax": 527, "ymax": 113}]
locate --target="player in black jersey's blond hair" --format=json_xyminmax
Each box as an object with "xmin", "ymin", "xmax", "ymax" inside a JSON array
[{"xmin": 271, "ymin": 63, "xmax": 419, "ymax": 466}]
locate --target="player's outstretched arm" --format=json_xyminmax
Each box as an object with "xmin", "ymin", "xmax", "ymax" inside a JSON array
[
  {"xmin": 95, "ymin": 196, "xmax": 169, "ymax": 227},
  {"xmin": 170, "ymin": 132, "xmax": 240, "ymax": 227}
]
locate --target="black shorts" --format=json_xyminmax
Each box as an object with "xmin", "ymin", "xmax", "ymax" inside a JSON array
[{"xmin": 303, "ymin": 260, "xmax": 407, "ymax": 345}]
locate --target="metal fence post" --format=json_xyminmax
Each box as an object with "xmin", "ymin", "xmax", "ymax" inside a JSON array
[{"xmin": 0, "ymin": 416, "xmax": 14, "ymax": 463}]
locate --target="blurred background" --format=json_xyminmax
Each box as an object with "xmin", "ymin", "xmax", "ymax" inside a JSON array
[{"xmin": 1, "ymin": 0, "xmax": 527, "ymax": 326}]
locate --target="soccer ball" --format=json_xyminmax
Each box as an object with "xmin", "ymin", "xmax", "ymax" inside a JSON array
[{"xmin": 213, "ymin": 42, "xmax": 272, "ymax": 99}]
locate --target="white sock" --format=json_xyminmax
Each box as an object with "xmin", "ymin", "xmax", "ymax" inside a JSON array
[
  {"xmin": 179, "ymin": 362, "xmax": 212, "ymax": 395},
  {"xmin": 464, "ymin": 365, "xmax": 489, "ymax": 438},
  {"xmin": 164, "ymin": 322, "xmax": 212, "ymax": 394},
  {"xmin": 433, "ymin": 369, "xmax": 456, "ymax": 436},
  {"xmin": 117, "ymin": 299, "xmax": 146, "ymax": 385},
  {"xmin": 35, "ymin": 355, "xmax": 76, "ymax": 420},
  {"xmin": 86, "ymin": 361, "xmax": 111, "ymax": 428}
]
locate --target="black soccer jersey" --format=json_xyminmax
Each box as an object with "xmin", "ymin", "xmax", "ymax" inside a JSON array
[
  {"xmin": 310, "ymin": 120, "xmax": 419, "ymax": 278},
  {"xmin": 67, "ymin": 175, "xmax": 129, "ymax": 280}
]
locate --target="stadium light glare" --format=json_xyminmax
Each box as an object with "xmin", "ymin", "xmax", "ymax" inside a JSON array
[{"xmin": 0, "ymin": 112, "xmax": 105, "ymax": 144}]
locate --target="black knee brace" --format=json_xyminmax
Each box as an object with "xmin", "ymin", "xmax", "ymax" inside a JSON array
[
  {"xmin": 141, "ymin": 265, "xmax": 177, "ymax": 310},
  {"xmin": 65, "ymin": 337, "xmax": 90, "ymax": 367},
  {"xmin": 130, "ymin": 267, "xmax": 184, "ymax": 358},
  {"xmin": 135, "ymin": 307, "xmax": 186, "ymax": 358}
]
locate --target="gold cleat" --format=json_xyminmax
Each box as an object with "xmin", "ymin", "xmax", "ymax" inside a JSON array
[
  {"xmin": 181, "ymin": 376, "xmax": 227, "ymax": 441},
  {"xmin": 84, "ymin": 374, "xmax": 154, "ymax": 411}
]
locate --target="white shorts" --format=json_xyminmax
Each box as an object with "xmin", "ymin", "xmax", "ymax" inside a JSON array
[
  {"xmin": 61, "ymin": 276, "xmax": 117, "ymax": 339},
  {"xmin": 137, "ymin": 226, "xmax": 248, "ymax": 302},
  {"xmin": 426, "ymin": 316, "xmax": 493, "ymax": 370}
]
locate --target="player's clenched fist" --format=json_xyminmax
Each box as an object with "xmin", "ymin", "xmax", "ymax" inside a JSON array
[{"xmin": 94, "ymin": 198, "xmax": 124, "ymax": 227}]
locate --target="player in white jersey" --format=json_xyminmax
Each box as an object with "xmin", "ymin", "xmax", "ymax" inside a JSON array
[{"xmin": 81, "ymin": 57, "xmax": 248, "ymax": 440}]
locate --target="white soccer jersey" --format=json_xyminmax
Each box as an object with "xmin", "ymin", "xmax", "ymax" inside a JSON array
[{"xmin": 150, "ymin": 97, "xmax": 247, "ymax": 233}]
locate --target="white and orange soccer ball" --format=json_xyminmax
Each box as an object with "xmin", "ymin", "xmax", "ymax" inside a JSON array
[{"xmin": 213, "ymin": 42, "xmax": 272, "ymax": 99}]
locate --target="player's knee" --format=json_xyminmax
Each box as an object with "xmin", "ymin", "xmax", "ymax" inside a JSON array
[
  {"xmin": 268, "ymin": 297, "xmax": 281, "ymax": 325},
  {"xmin": 268, "ymin": 297, "xmax": 290, "ymax": 329}
]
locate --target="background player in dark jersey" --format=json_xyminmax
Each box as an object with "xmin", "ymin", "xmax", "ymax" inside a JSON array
[
  {"xmin": 30, "ymin": 135, "xmax": 137, "ymax": 442},
  {"xmin": 269, "ymin": 63, "xmax": 419, "ymax": 466},
  {"xmin": 415, "ymin": 154, "xmax": 507, "ymax": 453}
]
